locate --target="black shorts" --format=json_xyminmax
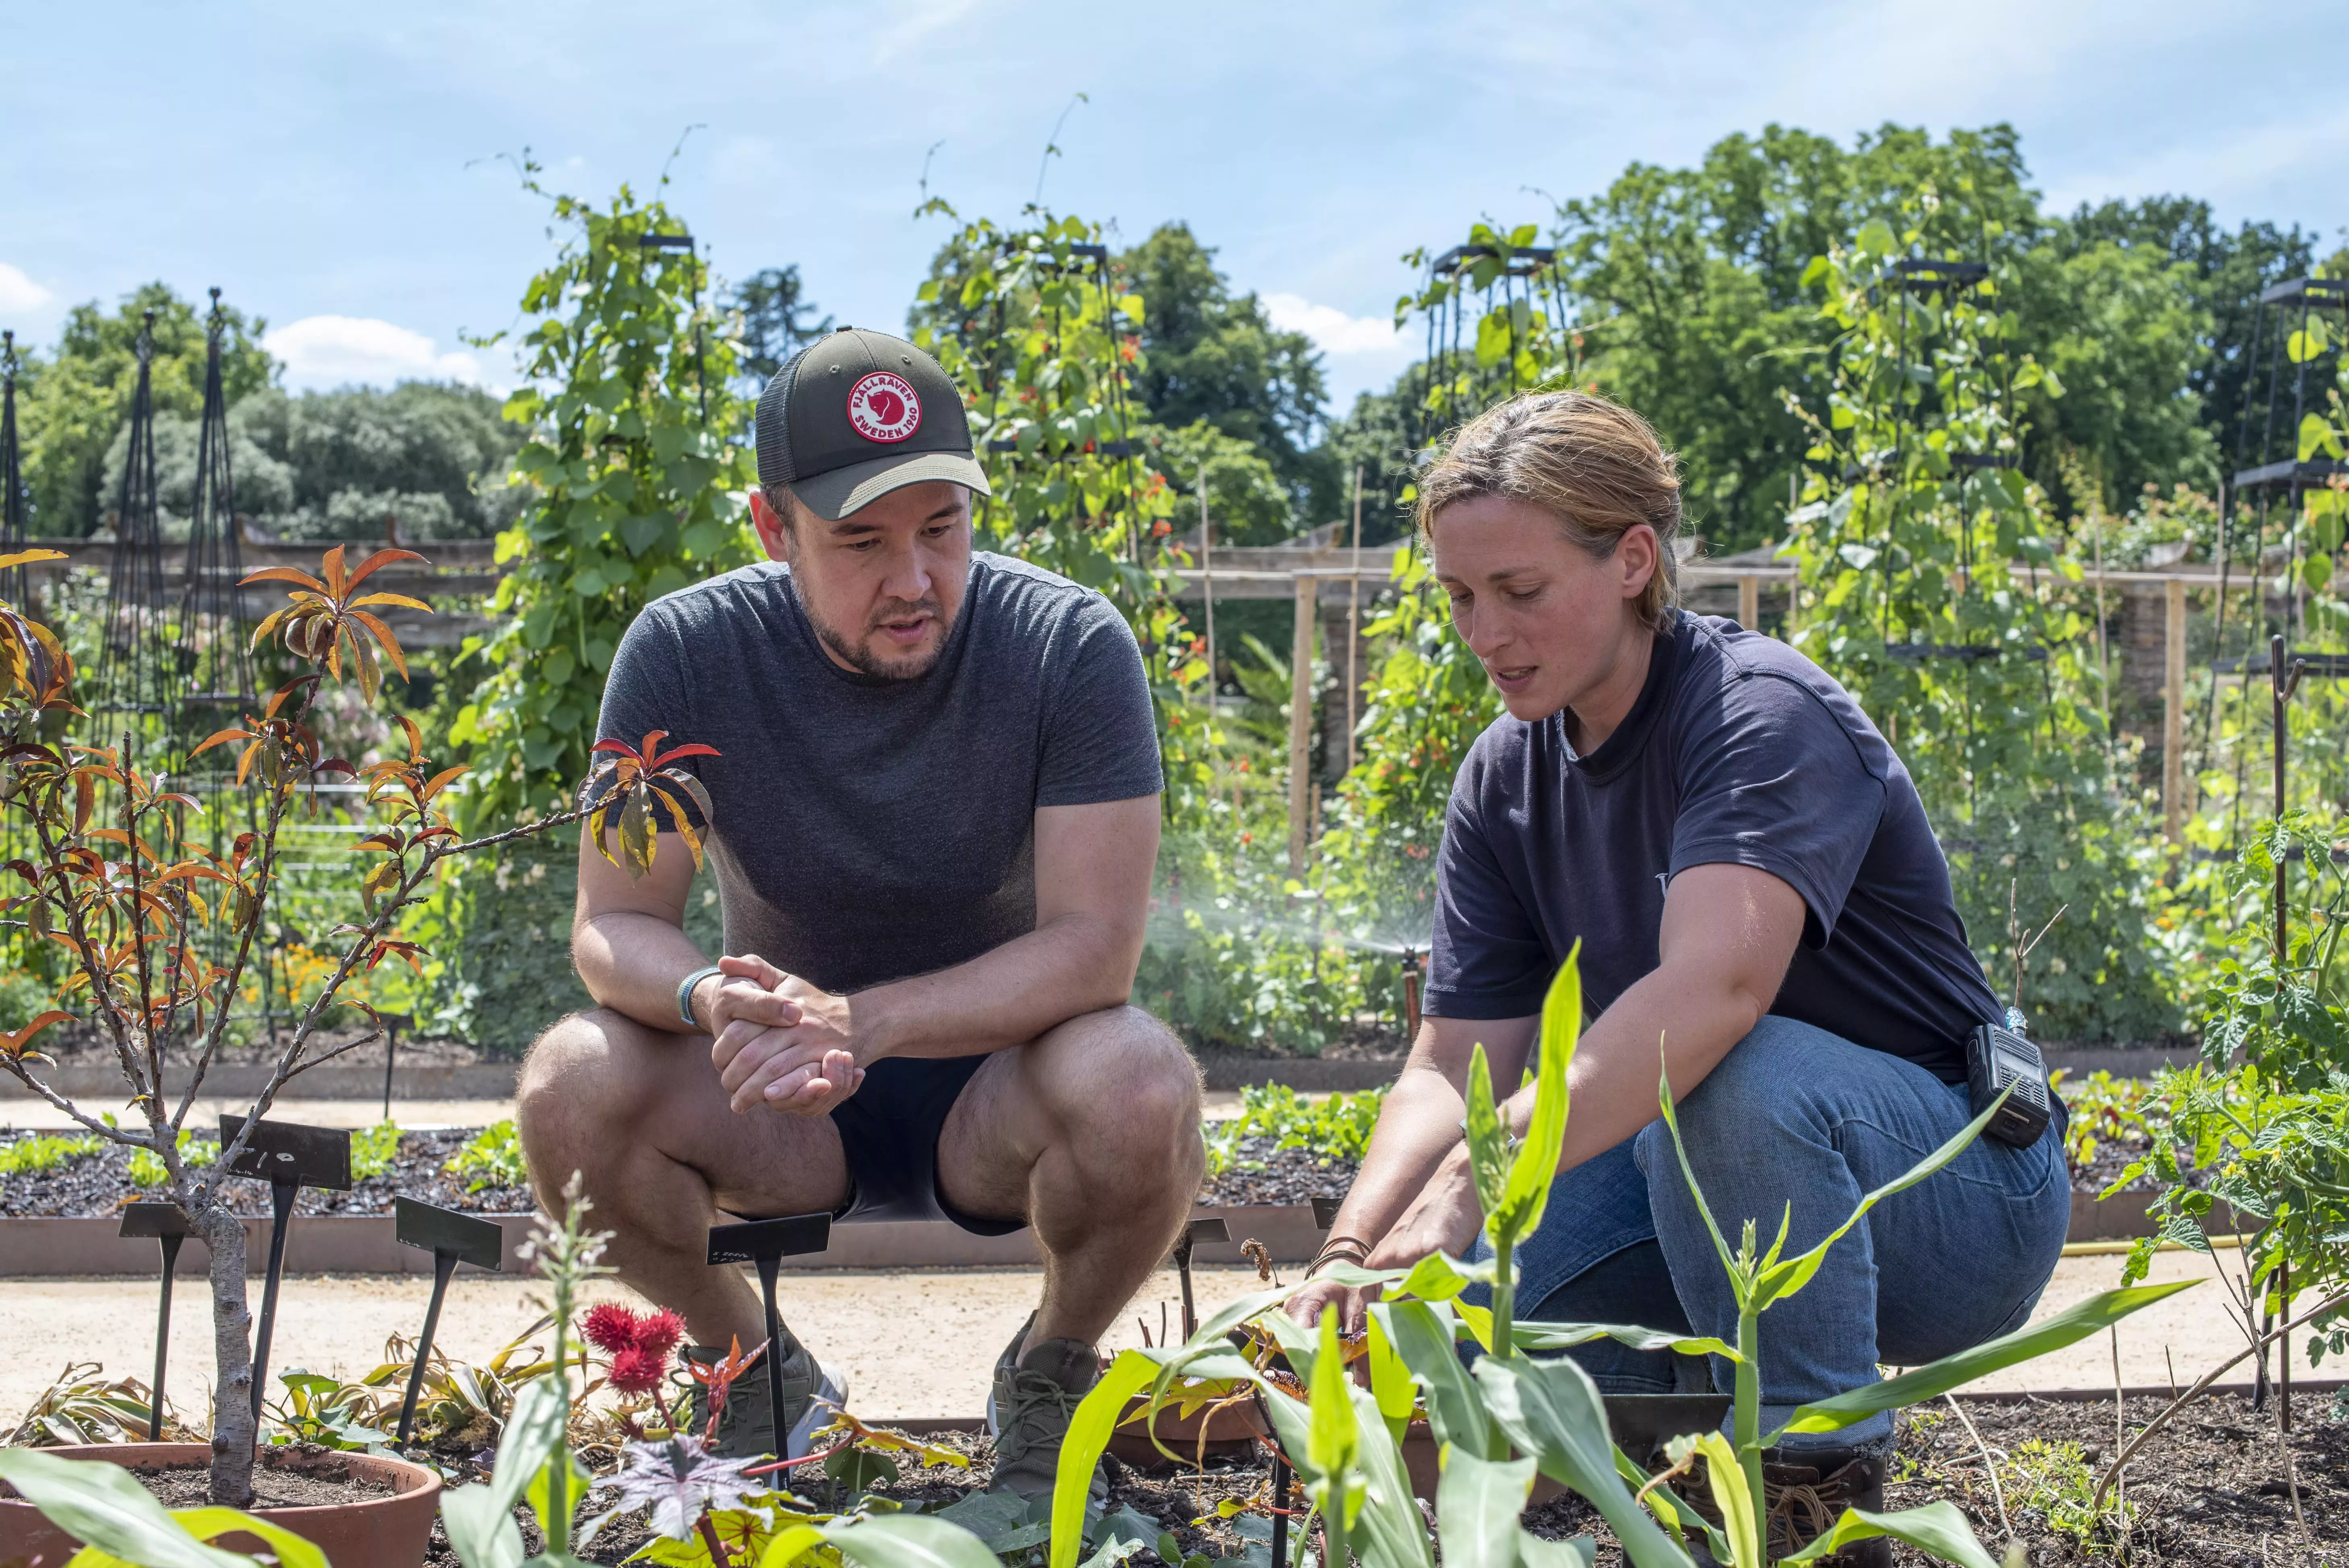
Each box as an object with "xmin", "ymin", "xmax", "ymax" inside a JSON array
[{"xmin": 827, "ymin": 1055, "xmax": 1025, "ymax": 1236}]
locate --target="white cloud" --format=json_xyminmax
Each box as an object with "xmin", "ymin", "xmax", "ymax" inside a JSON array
[
  {"xmin": 264, "ymin": 315, "xmax": 490, "ymax": 392},
  {"xmin": 0, "ymin": 263, "xmax": 52, "ymax": 315},
  {"xmin": 1264, "ymin": 293, "xmax": 1400, "ymax": 356}
]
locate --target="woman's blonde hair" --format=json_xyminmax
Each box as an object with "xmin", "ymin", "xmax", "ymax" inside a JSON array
[{"xmin": 1415, "ymin": 391, "xmax": 1683, "ymax": 630}]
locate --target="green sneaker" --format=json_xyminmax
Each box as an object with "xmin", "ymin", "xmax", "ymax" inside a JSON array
[
  {"xmin": 684, "ymin": 1339, "xmax": 846, "ymax": 1461},
  {"xmin": 985, "ymin": 1315, "xmax": 1106, "ymax": 1502}
]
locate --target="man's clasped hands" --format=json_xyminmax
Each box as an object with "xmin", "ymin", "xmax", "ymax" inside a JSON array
[{"xmin": 706, "ymin": 954, "xmax": 868, "ymax": 1116}]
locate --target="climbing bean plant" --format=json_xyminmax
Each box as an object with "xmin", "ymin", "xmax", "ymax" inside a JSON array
[
  {"xmin": 451, "ymin": 174, "xmax": 757, "ymax": 827},
  {"xmin": 1781, "ymin": 211, "xmax": 2171, "ymax": 1040}
]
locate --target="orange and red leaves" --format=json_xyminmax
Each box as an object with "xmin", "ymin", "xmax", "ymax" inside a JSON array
[
  {"xmin": 582, "ymin": 731, "xmax": 722, "ymax": 881},
  {"xmin": 0, "ymin": 1010, "xmax": 74, "ymax": 1066},
  {"xmin": 243, "ymin": 547, "xmax": 432, "ymax": 703}
]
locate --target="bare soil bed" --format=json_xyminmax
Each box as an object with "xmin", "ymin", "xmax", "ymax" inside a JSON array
[
  {"xmin": 137, "ymin": 1447, "xmax": 397, "ymax": 1508},
  {"xmin": 403, "ymin": 1390, "xmax": 2349, "ymax": 1568}
]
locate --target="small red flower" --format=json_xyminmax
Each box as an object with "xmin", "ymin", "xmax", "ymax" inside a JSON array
[
  {"xmin": 608, "ymin": 1345, "xmax": 668, "ymax": 1396},
  {"xmin": 638, "ymin": 1309, "xmax": 686, "ymax": 1359},
  {"xmin": 583, "ymin": 1303, "xmax": 641, "ymax": 1353}
]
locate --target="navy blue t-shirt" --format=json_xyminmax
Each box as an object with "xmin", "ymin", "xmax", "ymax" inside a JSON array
[{"xmin": 1424, "ymin": 611, "xmax": 2001, "ymax": 1083}]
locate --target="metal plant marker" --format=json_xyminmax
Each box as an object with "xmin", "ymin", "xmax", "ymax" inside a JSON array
[
  {"xmin": 392, "ymin": 1197, "xmax": 505, "ymax": 1444},
  {"xmin": 219, "ymin": 1115, "xmax": 354, "ymax": 1419},
  {"xmin": 707, "ymin": 1212, "xmax": 833, "ymax": 1447},
  {"xmin": 118, "ymin": 1201, "xmax": 192, "ymax": 1439},
  {"xmin": 1172, "ymin": 1215, "xmax": 1228, "ymax": 1341}
]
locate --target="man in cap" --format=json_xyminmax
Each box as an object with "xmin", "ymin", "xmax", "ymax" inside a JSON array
[{"xmin": 516, "ymin": 327, "xmax": 1201, "ymax": 1498}]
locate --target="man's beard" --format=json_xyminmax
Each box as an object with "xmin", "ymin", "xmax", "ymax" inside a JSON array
[{"xmin": 804, "ymin": 593, "xmax": 952, "ymax": 680}]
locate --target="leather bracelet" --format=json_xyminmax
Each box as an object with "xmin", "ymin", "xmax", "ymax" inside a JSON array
[
  {"xmin": 1305, "ymin": 1237, "xmax": 1373, "ymax": 1279},
  {"xmin": 677, "ymin": 965, "xmax": 723, "ymax": 1029}
]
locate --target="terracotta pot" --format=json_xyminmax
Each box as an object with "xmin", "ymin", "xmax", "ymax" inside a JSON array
[
  {"xmin": 1104, "ymin": 1391, "xmax": 1271, "ymax": 1468},
  {"xmin": 0, "ymin": 1443, "xmax": 443, "ymax": 1568}
]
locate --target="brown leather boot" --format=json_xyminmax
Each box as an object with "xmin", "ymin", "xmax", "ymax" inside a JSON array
[{"xmin": 1760, "ymin": 1447, "xmax": 1889, "ymax": 1568}]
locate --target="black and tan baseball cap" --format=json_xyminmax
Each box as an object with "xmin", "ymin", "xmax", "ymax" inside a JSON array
[{"xmin": 754, "ymin": 326, "xmax": 991, "ymax": 520}]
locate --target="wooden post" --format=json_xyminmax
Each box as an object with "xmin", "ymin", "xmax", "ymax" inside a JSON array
[
  {"xmin": 2163, "ymin": 576, "xmax": 2186, "ymax": 843},
  {"xmin": 1737, "ymin": 574, "xmax": 1759, "ymax": 632},
  {"xmin": 1346, "ymin": 465, "xmax": 1363, "ymax": 774},
  {"xmin": 1197, "ymin": 462, "xmax": 1214, "ymax": 705},
  {"xmin": 1288, "ymin": 573, "xmax": 1317, "ymax": 876}
]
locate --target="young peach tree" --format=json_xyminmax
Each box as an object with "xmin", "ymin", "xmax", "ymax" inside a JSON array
[{"xmin": 0, "ymin": 545, "xmax": 705, "ymax": 1506}]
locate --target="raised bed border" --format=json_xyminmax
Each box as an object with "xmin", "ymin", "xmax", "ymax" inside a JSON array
[
  {"xmin": 0, "ymin": 1191, "xmax": 2167, "ymax": 1279},
  {"xmin": 0, "ymin": 1044, "xmax": 2197, "ymax": 1104}
]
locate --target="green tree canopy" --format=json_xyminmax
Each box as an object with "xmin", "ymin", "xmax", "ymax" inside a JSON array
[
  {"xmin": 1138, "ymin": 418, "xmax": 1294, "ymax": 547},
  {"xmin": 15, "ymin": 283, "xmax": 275, "ymax": 537},
  {"xmin": 726, "ymin": 264, "xmax": 831, "ymax": 386},
  {"xmin": 1116, "ymin": 222, "xmax": 1329, "ymax": 506}
]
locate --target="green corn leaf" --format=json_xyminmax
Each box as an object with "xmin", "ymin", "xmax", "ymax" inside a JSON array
[
  {"xmin": 1364, "ymin": 1310, "xmax": 1416, "ymax": 1446},
  {"xmin": 1515, "ymin": 1533, "xmax": 1594, "ymax": 1568},
  {"xmin": 1434, "ymin": 1451, "xmax": 1535, "ymax": 1568},
  {"xmin": 1510, "ymin": 1320, "xmax": 1739, "ymax": 1362},
  {"xmin": 1771, "ymin": 1279, "xmax": 2199, "ymax": 1439},
  {"xmin": 1464, "ymin": 1043, "xmax": 1512, "ymax": 1222},
  {"xmin": 440, "ymin": 1484, "xmax": 525, "ymax": 1568},
  {"xmin": 821, "ymin": 1514, "xmax": 1011, "ymax": 1568},
  {"xmin": 165, "ymin": 1513, "xmax": 328, "ymax": 1568},
  {"xmin": 1748, "ymin": 1091, "xmax": 2012, "ymax": 1311},
  {"xmin": 1492, "ymin": 948, "xmax": 1580, "ymax": 1248},
  {"xmin": 1338, "ymin": 1380, "xmax": 1436, "ymax": 1568},
  {"xmin": 440, "ymin": 1374, "xmax": 569, "ymax": 1568},
  {"xmin": 1307, "ymin": 1311, "xmax": 1359, "ymax": 1481},
  {"xmin": 1774, "ymin": 1502, "xmax": 1999, "ymax": 1568},
  {"xmin": 1656, "ymin": 1058, "xmax": 1741, "ymax": 1287},
  {"xmin": 1382, "ymin": 1250, "xmax": 1494, "ymax": 1305},
  {"xmin": 1675, "ymin": 1434, "xmax": 1759, "ymax": 1568},
  {"xmin": 1474, "ymin": 1356, "xmax": 1696, "ymax": 1568},
  {"xmin": 0, "ymin": 1452, "xmax": 256, "ymax": 1568},
  {"xmin": 1374, "ymin": 1301, "xmax": 1491, "ymax": 1454},
  {"xmin": 1049, "ymin": 1351, "xmax": 1161, "ymax": 1568}
]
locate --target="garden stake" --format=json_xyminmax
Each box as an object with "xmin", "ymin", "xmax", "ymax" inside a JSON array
[
  {"xmin": 378, "ymin": 1012, "xmax": 411, "ymax": 1123},
  {"xmin": 1270, "ymin": 1454, "xmax": 1290, "ymax": 1567},
  {"xmin": 1174, "ymin": 1216, "xmax": 1228, "ymax": 1339},
  {"xmin": 119, "ymin": 1202, "xmax": 190, "ymax": 1439},
  {"xmin": 1309, "ymin": 1195, "xmax": 1341, "ymax": 1233},
  {"xmin": 708, "ymin": 1212, "xmax": 832, "ymax": 1446},
  {"xmin": 220, "ymin": 1116, "xmax": 353, "ymax": 1420},
  {"xmin": 391, "ymin": 1197, "xmax": 505, "ymax": 1444}
]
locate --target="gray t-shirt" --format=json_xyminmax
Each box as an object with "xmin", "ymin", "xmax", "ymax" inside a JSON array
[
  {"xmin": 593, "ymin": 552, "xmax": 1164, "ymax": 994},
  {"xmin": 1426, "ymin": 610, "xmax": 2001, "ymax": 1083}
]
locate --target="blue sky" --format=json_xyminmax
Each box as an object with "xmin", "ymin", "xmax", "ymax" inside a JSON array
[{"xmin": 4, "ymin": 0, "xmax": 2344, "ymax": 414}]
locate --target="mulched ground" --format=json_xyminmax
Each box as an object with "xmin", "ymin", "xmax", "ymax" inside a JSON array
[
  {"xmin": 0, "ymin": 1128, "xmax": 532, "ymax": 1218},
  {"xmin": 399, "ymin": 1390, "xmax": 2349, "ymax": 1568},
  {"xmin": 5, "ymin": 1121, "xmax": 2158, "ymax": 1219}
]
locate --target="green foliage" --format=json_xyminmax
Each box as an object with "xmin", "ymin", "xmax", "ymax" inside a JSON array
[
  {"xmin": 351, "ymin": 1120, "xmax": 402, "ymax": 1181},
  {"xmin": 1139, "ymin": 419, "xmax": 1294, "ymax": 546},
  {"xmin": 0, "ymin": 1131, "xmax": 103, "ymax": 1175},
  {"xmin": 11, "ymin": 281, "xmax": 275, "ymax": 538},
  {"xmin": 726, "ymin": 264, "xmax": 831, "ymax": 386},
  {"xmin": 7, "ymin": 1362, "xmax": 183, "ymax": 1446},
  {"xmin": 1052, "ymin": 951, "xmax": 2184, "ymax": 1568},
  {"xmin": 451, "ymin": 171, "xmax": 758, "ymax": 827},
  {"xmin": 224, "ymin": 382, "xmax": 530, "ymax": 541},
  {"xmin": 1783, "ymin": 212, "xmax": 2172, "ymax": 1042},
  {"xmin": 1202, "ymin": 1083, "xmax": 1389, "ymax": 1179},
  {"xmin": 447, "ymin": 1118, "xmax": 531, "ymax": 1193},
  {"xmin": 2000, "ymin": 1438, "xmax": 2132, "ymax": 1551},
  {"xmin": 129, "ymin": 1133, "xmax": 217, "ymax": 1190},
  {"xmin": 2051, "ymin": 1068, "xmax": 2159, "ymax": 1172},
  {"xmin": 1115, "ymin": 222, "xmax": 1328, "ymax": 502},
  {"xmin": 0, "ymin": 1447, "xmax": 326, "ymax": 1568}
]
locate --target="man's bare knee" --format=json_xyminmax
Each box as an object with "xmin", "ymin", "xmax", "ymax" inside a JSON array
[
  {"xmin": 517, "ymin": 1008, "xmax": 658, "ymax": 1172},
  {"xmin": 1042, "ymin": 1006, "xmax": 1201, "ymax": 1144}
]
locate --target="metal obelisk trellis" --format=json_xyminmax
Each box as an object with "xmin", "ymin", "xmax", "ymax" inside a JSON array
[
  {"xmin": 1, "ymin": 331, "xmax": 27, "ymax": 607},
  {"xmin": 180, "ymin": 289, "xmax": 257, "ymax": 721},
  {"xmin": 93, "ymin": 310, "xmax": 177, "ymax": 740},
  {"xmin": 1413, "ymin": 240, "xmax": 1565, "ymax": 453}
]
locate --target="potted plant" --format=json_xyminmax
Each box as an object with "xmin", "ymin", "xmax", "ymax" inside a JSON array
[{"xmin": 0, "ymin": 544, "xmax": 705, "ymax": 1541}]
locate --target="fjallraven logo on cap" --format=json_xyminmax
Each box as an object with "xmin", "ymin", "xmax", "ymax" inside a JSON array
[{"xmin": 846, "ymin": 371, "xmax": 922, "ymax": 443}]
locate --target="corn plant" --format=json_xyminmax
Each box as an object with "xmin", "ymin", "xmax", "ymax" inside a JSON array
[
  {"xmin": 0, "ymin": 544, "xmax": 707, "ymax": 1508},
  {"xmin": 1050, "ymin": 946, "xmax": 2195, "ymax": 1568}
]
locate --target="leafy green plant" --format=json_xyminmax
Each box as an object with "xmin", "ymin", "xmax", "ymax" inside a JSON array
[
  {"xmin": 263, "ymin": 1368, "xmax": 395, "ymax": 1454},
  {"xmin": 127, "ymin": 1134, "xmax": 217, "ymax": 1190},
  {"xmin": 1053, "ymin": 946, "xmax": 2194, "ymax": 1568},
  {"xmin": 0, "ymin": 1130, "xmax": 103, "ymax": 1175},
  {"xmin": 1204, "ymin": 1085, "xmax": 1390, "ymax": 1182},
  {"xmin": 0, "ymin": 1447, "xmax": 328, "ymax": 1568},
  {"xmin": 7, "ymin": 1362, "xmax": 188, "ymax": 1446},
  {"xmin": 351, "ymin": 1119, "xmax": 401, "ymax": 1181},
  {"xmin": 446, "ymin": 1118, "xmax": 529, "ymax": 1192},
  {"xmin": 2001, "ymin": 1439, "xmax": 2131, "ymax": 1552}
]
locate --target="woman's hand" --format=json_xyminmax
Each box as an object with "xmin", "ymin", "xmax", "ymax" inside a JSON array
[{"xmin": 1284, "ymin": 1147, "xmax": 1485, "ymax": 1335}]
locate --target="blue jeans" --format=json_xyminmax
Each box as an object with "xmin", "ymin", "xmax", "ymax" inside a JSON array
[{"xmin": 1467, "ymin": 1016, "xmax": 2070, "ymax": 1450}]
